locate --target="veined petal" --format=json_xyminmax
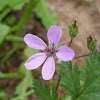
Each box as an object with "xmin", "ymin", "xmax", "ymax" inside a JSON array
[
  {"xmin": 56, "ymin": 46, "xmax": 75, "ymax": 62},
  {"xmin": 42, "ymin": 56, "xmax": 55, "ymax": 80},
  {"xmin": 47, "ymin": 25, "xmax": 62, "ymax": 46},
  {"xmin": 24, "ymin": 34, "xmax": 47, "ymax": 50},
  {"xmin": 25, "ymin": 53, "xmax": 47, "ymax": 70}
]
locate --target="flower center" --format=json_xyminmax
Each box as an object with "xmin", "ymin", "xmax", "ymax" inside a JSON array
[{"xmin": 43, "ymin": 47, "xmax": 55, "ymax": 56}]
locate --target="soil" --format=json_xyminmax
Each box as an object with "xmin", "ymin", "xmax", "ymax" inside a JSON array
[{"xmin": 0, "ymin": 0, "xmax": 100, "ymax": 99}]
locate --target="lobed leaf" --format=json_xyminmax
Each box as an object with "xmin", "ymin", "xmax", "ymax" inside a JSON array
[
  {"xmin": 33, "ymin": 80, "xmax": 59, "ymax": 100},
  {"xmin": 60, "ymin": 51, "xmax": 100, "ymax": 100},
  {"xmin": 78, "ymin": 51, "xmax": 100, "ymax": 100},
  {"xmin": 60, "ymin": 61, "xmax": 80, "ymax": 100}
]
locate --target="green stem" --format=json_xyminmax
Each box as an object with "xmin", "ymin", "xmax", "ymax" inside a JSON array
[
  {"xmin": 10, "ymin": 90, "xmax": 33, "ymax": 100},
  {"xmin": 0, "ymin": 7, "xmax": 11, "ymax": 22},
  {"xmin": 14, "ymin": 0, "xmax": 37, "ymax": 35},
  {"xmin": 3, "ymin": 0, "xmax": 37, "ymax": 60},
  {"xmin": 0, "ymin": 72, "xmax": 23, "ymax": 78},
  {"xmin": 6, "ymin": 35, "xmax": 24, "ymax": 42},
  {"xmin": 1, "ymin": 43, "xmax": 21, "ymax": 62}
]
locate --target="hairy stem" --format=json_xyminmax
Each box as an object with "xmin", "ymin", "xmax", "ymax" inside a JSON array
[
  {"xmin": 55, "ymin": 76, "xmax": 61, "ymax": 91},
  {"xmin": 68, "ymin": 38, "xmax": 73, "ymax": 47},
  {"xmin": 74, "ymin": 54, "xmax": 89, "ymax": 59}
]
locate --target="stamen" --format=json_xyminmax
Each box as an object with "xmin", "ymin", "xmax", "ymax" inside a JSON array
[
  {"xmin": 44, "ymin": 47, "xmax": 55, "ymax": 56},
  {"xmin": 48, "ymin": 52, "xmax": 50, "ymax": 55},
  {"xmin": 49, "ymin": 47, "xmax": 53, "ymax": 50},
  {"xmin": 46, "ymin": 47, "xmax": 49, "ymax": 50}
]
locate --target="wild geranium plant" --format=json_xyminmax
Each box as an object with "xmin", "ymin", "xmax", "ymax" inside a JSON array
[{"xmin": 24, "ymin": 22, "xmax": 100, "ymax": 100}]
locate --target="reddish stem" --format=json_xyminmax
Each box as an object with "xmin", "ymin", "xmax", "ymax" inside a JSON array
[
  {"xmin": 68, "ymin": 38, "xmax": 73, "ymax": 47},
  {"xmin": 74, "ymin": 54, "xmax": 89, "ymax": 59}
]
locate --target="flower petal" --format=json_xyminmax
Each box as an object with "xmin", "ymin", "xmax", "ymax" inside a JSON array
[
  {"xmin": 25, "ymin": 53, "xmax": 47, "ymax": 70},
  {"xmin": 24, "ymin": 34, "xmax": 47, "ymax": 50},
  {"xmin": 47, "ymin": 25, "xmax": 62, "ymax": 46},
  {"xmin": 42, "ymin": 56, "xmax": 55, "ymax": 80},
  {"xmin": 56, "ymin": 46, "xmax": 75, "ymax": 61}
]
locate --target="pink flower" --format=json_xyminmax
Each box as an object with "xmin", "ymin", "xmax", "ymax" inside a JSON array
[{"xmin": 24, "ymin": 25, "xmax": 75, "ymax": 80}]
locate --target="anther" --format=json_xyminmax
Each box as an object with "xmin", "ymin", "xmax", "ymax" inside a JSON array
[
  {"xmin": 46, "ymin": 47, "xmax": 49, "ymax": 50},
  {"xmin": 49, "ymin": 47, "xmax": 53, "ymax": 50}
]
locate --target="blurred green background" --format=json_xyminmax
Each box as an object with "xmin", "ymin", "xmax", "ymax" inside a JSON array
[{"xmin": 0, "ymin": 0, "xmax": 100, "ymax": 100}]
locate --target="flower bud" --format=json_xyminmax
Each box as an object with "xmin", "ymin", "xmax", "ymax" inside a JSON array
[
  {"xmin": 87, "ymin": 35, "xmax": 97, "ymax": 53},
  {"xmin": 68, "ymin": 20, "xmax": 79, "ymax": 38}
]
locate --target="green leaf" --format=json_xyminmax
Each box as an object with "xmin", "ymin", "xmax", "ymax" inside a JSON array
[
  {"xmin": 0, "ymin": 90, "xmax": 7, "ymax": 100},
  {"xmin": 60, "ymin": 51, "xmax": 100, "ymax": 100},
  {"xmin": 0, "ymin": 8, "xmax": 11, "ymax": 22},
  {"xmin": 8, "ymin": 0, "xmax": 27, "ymax": 10},
  {"xmin": 36, "ymin": 0, "xmax": 48, "ymax": 18},
  {"xmin": 4, "ymin": 15, "xmax": 16, "ymax": 25},
  {"xmin": 79, "ymin": 67, "xmax": 86, "ymax": 88},
  {"xmin": 0, "ymin": 24, "xmax": 10, "ymax": 45},
  {"xmin": 33, "ymin": 80, "xmax": 58, "ymax": 100},
  {"xmin": 62, "ymin": 95, "xmax": 72, "ymax": 100},
  {"xmin": 0, "ymin": 72, "xmax": 22, "ymax": 78},
  {"xmin": 0, "ymin": 0, "xmax": 27, "ymax": 11},
  {"xmin": 14, "ymin": 70, "xmax": 33, "ymax": 100},
  {"xmin": 18, "ymin": 61, "xmax": 27, "ymax": 76},
  {"xmin": 55, "ymin": 43, "xmax": 65, "ymax": 50},
  {"xmin": 10, "ymin": 90, "xmax": 33, "ymax": 100},
  {"xmin": 60, "ymin": 61, "xmax": 80, "ymax": 100},
  {"xmin": 24, "ymin": 46, "xmax": 40, "ymax": 58},
  {"xmin": 77, "ymin": 51, "xmax": 100, "ymax": 100},
  {"xmin": 41, "ymin": 12, "xmax": 57, "ymax": 30},
  {"xmin": 36, "ymin": 0, "xmax": 58, "ymax": 30},
  {"xmin": 5, "ymin": 35, "xmax": 24, "ymax": 42},
  {"xmin": 0, "ymin": 0, "xmax": 8, "ymax": 11}
]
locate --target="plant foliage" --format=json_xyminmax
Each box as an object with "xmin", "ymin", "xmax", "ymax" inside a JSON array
[
  {"xmin": 33, "ymin": 80, "xmax": 59, "ymax": 100},
  {"xmin": 0, "ymin": 0, "xmax": 27, "ymax": 11},
  {"xmin": 60, "ymin": 50, "xmax": 100, "ymax": 100},
  {"xmin": 36, "ymin": 0, "xmax": 58, "ymax": 30},
  {"xmin": 14, "ymin": 70, "xmax": 33, "ymax": 100},
  {"xmin": 0, "ymin": 24, "xmax": 10, "ymax": 45},
  {"xmin": 85, "ymin": 0, "xmax": 94, "ymax": 2},
  {"xmin": 13, "ymin": 46, "xmax": 40, "ymax": 100},
  {"xmin": 0, "ymin": 90, "xmax": 6, "ymax": 100},
  {"xmin": 60, "ymin": 61, "xmax": 80, "ymax": 100}
]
